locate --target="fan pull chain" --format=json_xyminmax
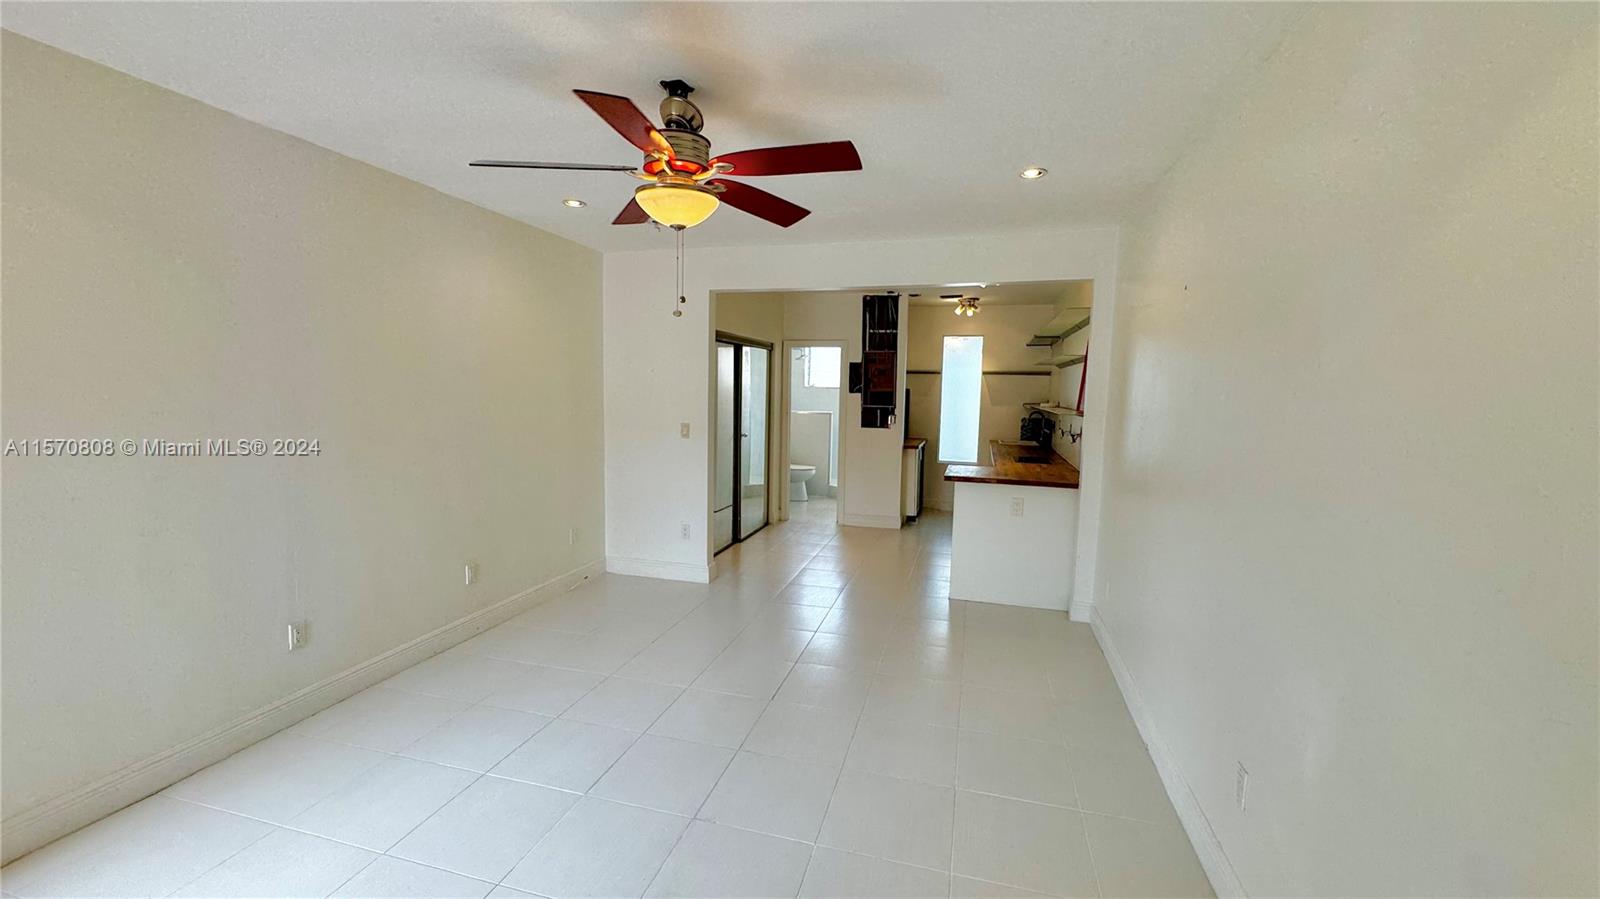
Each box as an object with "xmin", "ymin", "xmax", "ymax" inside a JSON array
[{"xmin": 672, "ymin": 226, "xmax": 686, "ymax": 318}]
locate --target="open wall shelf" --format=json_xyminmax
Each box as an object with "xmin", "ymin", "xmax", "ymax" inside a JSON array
[
  {"xmin": 1028, "ymin": 307, "xmax": 1091, "ymax": 346},
  {"xmin": 1038, "ymin": 354, "xmax": 1086, "ymax": 369},
  {"xmin": 907, "ymin": 369, "xmax": 1051, "ymax": 377},
  {"xmin": 1024, "ymin": 402, "xmax": 1084, "ymax": 417}
]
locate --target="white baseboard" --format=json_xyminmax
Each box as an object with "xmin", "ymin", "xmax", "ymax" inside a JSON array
[
  {"xmin": 1069, "ymin": 596, "xmax": 1095, "ymax": 622},
  {"xmin": 1090, "ymin": 608, "xmax": 1245, "ymax": 898},
  {"xmin": 840, "ymin": 512, "xmax": 902, "ymax": 529},
  {"xmin": 0, "ymin": 558, "xmax": 604, "ymax": 866},
  {"xmin": 605, "ymin": 556, "xmax": 713, "ymax": 583}
]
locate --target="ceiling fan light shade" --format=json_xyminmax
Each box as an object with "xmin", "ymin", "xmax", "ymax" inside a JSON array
[{"xmin": 634, "ymin": 184, "xmax": 720, "ymax": 228}]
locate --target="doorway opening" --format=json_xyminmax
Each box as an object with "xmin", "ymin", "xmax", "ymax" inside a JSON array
[
  {"xmin": 714, "ymin": 333, "xmax": 771, "ymax": 553},
  {"xmin": 782, "ymin": 341, "xmax": 845, "ymax": 526}
]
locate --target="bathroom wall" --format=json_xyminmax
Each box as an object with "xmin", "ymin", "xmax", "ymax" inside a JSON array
[
  {"xmin": 787, "ymin": 412, "xmax": 833, "ymax": 499},
  {"xmin": 789, "ymin": 347, "xmax": 841, "ymax": 491}
]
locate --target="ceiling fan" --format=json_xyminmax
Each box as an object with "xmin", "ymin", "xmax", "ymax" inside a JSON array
[{"xmin": 470, "ymin": 80, "xmax": 861, "ymax": 230}]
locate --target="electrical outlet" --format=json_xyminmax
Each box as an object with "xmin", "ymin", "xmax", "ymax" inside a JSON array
[
  {"xmin": 464, "ymin": 561, "xmax": 479, "ymax": 586},
  {"xmin": 680, "ymin": 522, "xmax": 692, "ymax": 540},
  {"xmin": 679, "ymin": 422, "xmax": 691, "ymax": 438},
  {"xmin": 1009, "ymin": 496, "xmax": 1025, "ymax": 517},
  {"xmin": 569, "ymin": 527, "xmax": 577, "ymax": 546},
  {"xmin": 287, "ymin": 620, "xmax": 309, "ymax": 651},
  {"xmin": 1236, "ymin": 763, "xmax": 1249, "ymax": 812}
]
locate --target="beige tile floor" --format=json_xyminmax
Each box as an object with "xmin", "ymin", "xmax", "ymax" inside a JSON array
[{"xmin": 0, "ymin": 501, "xmax": 1211, "ymax": 898}]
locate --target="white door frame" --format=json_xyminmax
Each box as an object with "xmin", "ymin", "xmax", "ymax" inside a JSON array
[{"xmin": 779, "ymin": 340, "xmax": 847, "ymax": 525}]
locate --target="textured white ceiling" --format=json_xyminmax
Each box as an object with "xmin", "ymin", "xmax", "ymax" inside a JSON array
[{"xmin": 1, "ymin": 2, "xmax": 1301, "ymax": 252}]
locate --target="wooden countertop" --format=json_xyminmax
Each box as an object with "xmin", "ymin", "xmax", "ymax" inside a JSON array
[
  {"xmin": 904, "ymin": 437, "xmax": 928, "ymax": 450},
  {"xmin": 943, "ymin": 440, "xmax": 1080, "ymax": 489}
]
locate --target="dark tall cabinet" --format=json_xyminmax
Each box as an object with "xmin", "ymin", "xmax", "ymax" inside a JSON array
[{"xmin": 859, "ymin": 294, "xmax": 899, "ymax": 429}]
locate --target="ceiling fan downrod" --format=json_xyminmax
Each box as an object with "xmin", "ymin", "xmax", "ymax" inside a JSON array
[{"xmin": 672, "ymin": 225, "xmax": 687, "ymax": 318}]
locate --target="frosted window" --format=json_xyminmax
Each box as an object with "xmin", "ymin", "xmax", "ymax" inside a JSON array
[
  {"xmin": 804, "ymin": 346, "xmax": 841, "ymax": 388},
  {"xmin": 939, "ymin": 336, "xmax": 983, "ymax": 463}
]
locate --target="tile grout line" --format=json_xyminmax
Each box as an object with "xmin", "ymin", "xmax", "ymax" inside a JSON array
[
  {"xmin": 26, "ymin": 516, "xmax": 1165, "ymax": 899},
  {"xmin": 480, "ymin": 601, "xmax": 755, "ymax": 895},
  {"xmin": 157, "ymin": 794, "xmax": 498, "ymax": 897},
  {"xmin": 155, "ymin": 812, "xmax": 280, "ymax": 898},
  {"xmin": 792, "ymin": 562, "xmax": 885, "ymax": 896},
  {"xmin": 494, "ymin": 533, "xmax": 831, "ymax": 898},
  {"xmin": 634, "ymin": 535, "xmax": 841, "ymax": 897},
  {"xmin": 310, "ymin": 576, "xmax": 729, "ymax": 896}
]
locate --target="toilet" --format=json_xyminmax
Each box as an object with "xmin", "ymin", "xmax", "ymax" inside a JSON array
[{"xmin": 789, "ymin": 464, "xmax": 817, "ymax": 502}]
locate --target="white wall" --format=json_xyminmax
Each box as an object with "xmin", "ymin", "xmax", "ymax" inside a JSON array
[
  {"xmin": 1097, "ymin": 5, "xmax": 1598, "ymax": 896},
  {"xmin": 949, "ymin": 482, "xmax": 1079, "ymax": 612},
  {"xmin": 603, "ymin": 230, "xmax": 1120, "ymax": 598},
  {"xmin": 905, "ymin": 303, "xmax": 1058, "ymax": 509},
  {"xmin": 1, "ymin": 32, "xmax": 604, "ymax": 854}
]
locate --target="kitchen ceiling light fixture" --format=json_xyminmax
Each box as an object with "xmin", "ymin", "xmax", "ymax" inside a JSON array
[
  {"xmin": 561, "ymin": 198, "xmax": 587, "ymax": 208},
  {"xmin": 954, "ymin": 297, "xmax": 980, "ymax": 317},
  {"xmin": 1020, "ymin": 167, "xmax": 1048, "ymax": 179}
]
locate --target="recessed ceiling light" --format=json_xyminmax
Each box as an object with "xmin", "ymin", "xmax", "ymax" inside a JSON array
[
  {"xmin": 1019, "ymin": 167, "xmax": 1048, "ymax": 180},
  {"xmin": 561, "ymin": 198, "xmax": 587, "ymax": 208}
]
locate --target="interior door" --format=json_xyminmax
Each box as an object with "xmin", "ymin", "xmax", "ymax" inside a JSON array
[
  {"xmin": 738, "ymin": 344, "xmax": 769, "ymax": 539},
  {"xmin": 714, "ymin": 343, "xmax": 736, "ymax": 552}
]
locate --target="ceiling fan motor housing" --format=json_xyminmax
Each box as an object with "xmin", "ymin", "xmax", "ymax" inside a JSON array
[
  {"xmin": 657, "ymin": 130, "xmax": 710, "ymax": 170},
  {"xmin": 644, "ymin": 79, "xmax": 711, "ymax": 174},
  {"xmin": 658, "ymin": 79, "xmax": 703, "ymax": 131}
]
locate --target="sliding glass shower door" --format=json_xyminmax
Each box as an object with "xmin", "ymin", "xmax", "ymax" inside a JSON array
[
  {"xmin": 714, "ymin": 343, "xmax": 736, "ymax": 552},
  {"xmin": 714, "ymin": 335, "xmax": 770, "ymax": 553},
  {"xmin": 738, "ymin": 344, "xmax": 769, "ymax": 540}
]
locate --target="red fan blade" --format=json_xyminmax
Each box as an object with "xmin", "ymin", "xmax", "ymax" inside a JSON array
[
  {"xmin": 613, "ymin": 197, "xmax": 650, "ymax": 225},
  {"xmin": 573, "ymin": 90, "xmax": 674, "ymax": 158},
  {"xmin": 709, "ymin": 141, "xmax": 861, "ymax": 176},
  {"xmin": 709, "ymin": 179, "xmax": 810, "ymax": 227}
]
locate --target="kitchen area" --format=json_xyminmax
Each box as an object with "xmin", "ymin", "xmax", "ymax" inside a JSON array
[
  {"xmin": 944, "ymin": 434, "xmax": 1081, "ymax": 611},
  {"xmin": 903, "ymin": 280, "xmax": 1091, "ymax": 611}
]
